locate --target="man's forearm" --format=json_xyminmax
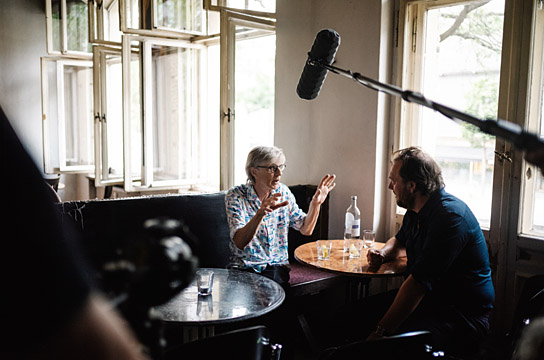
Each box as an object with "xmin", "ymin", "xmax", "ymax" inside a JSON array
[
  {"xmin": 374, "ymin": 275, "xmax": 426, "ymax": 334},
  {"xmin": 382, "ymin": 237, "xmax": 406, "ymax": 262}
]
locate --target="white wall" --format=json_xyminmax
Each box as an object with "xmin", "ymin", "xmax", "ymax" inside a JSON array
[
  {"xmin": 276, "ymin": 0, "xmax": 394, "ymax": 240},
  {"xmin": 0, "ymin": 0, "xmax": 46, "ymax": 168}
]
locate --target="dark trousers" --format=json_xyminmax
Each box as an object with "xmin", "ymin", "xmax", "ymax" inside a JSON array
[
  {"xmin": 236, "ymin": 265, "xmax": 297, "ymax": 358},
  {"xmin": 330, "ymin": 289, "xmax": 491, "ymax": 356}
]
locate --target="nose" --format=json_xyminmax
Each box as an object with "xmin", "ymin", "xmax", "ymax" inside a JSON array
[{"xmin": 388, "ymin": 181, "xmax": 393, "ymax": 190}]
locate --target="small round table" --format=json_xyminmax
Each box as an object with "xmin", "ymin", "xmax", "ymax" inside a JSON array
[
  {"xmin": 149, "ymin": 268, "xmax": 285, "ymax": 342},
  {"xmin": 295, "ymin": 240, "xmax": 407, "ymax": 300},
  {"xmin": 294, "ymin": 240, "xmax": 407, "ymax": 277}
]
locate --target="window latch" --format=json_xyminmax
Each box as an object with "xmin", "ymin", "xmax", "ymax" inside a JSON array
[
  {"xmin": 223, "ymin": 108, "xmax": 234, "ymax": 122},
  {"xmin": 494, "ymin": 151, "xmax": 512, "ymax": 163}
]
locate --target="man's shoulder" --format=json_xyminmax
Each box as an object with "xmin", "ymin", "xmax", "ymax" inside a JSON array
[{"xmin": 433, "ymin": 190, "xmax": 480, "ymax": 228}]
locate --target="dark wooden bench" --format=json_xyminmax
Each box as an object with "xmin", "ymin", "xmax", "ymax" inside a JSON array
[
  {"xmin": 55, "ymin": 185, "xmax": 345, "ymax": 353},
  {"xmin": 54, "ymin": 185, "xmax": 343, "ymax": 296}
]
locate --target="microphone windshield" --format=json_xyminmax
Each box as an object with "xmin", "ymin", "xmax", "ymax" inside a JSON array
[{"xmin": 296, "ymin": 29, "xmax": 341, "ymax": 100}]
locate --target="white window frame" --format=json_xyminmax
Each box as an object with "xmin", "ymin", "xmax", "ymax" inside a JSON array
[
  {"xmin": 118, "ymin": 0, "xmax": 208, "ymax": 39},
  {"xmin": 46, "ymin": 0, "xmax": 93, "ymax": 57},
  {"xmin": 92, "ymin": 44, "xmax": 126, "ymax": 187},
  {"xmin": 121, "ymin": 34, "xmax": 208, "ymax": 192},
  {"xmin": 204, "ymin": 0, "xmax": 275, "ymax": 19},
  {"xmin": 41, "ymin": 56, "xmax": 95, "ymax": 174},
  {"xmin": 219, "ymin": 10, "xmax": 275, "ymax": 190},
  {"xmin": 89, "ymin": 0, "xmax": 123, "ymax": 46},
  {"xmin": 520, "ymin": 5, "xmax": 544, "ymax": 237}
]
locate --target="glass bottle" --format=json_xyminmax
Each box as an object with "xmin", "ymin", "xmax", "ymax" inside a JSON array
[{"xmin": 344, "ymin": 196, "xmax": 361, "ymax": 252}]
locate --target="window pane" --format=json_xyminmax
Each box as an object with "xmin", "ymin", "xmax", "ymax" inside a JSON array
[
  {"xmin": 151, "ymin": 44, "xmax": 197, "ymax": 181},
  {"xmin": 51, "ymin": 0, "xmax": 62, "ymax": 52},
  {"xmin": 155, "ymin": 0, "xmax": 204, "ymax": 33},
  {"xmin": 205, "ymin": 44, "xmax": 220, "ymax": 190},
  {"xmin": 211, "ymin": 0, "xmax": 275, "ymax": 13},
  {"xmin": 104, "ymin": 0, "xmax": 122, "ymax": 43},
  {"xmin": 233, "ymin": 31, "xmax": 275, "ymax": 185},
  {"xmin": 62, "ymin": 64, "xmax": 94, "ymax": 167},
  {"xmin": 407, "ymin": 0, "xmax": 504, "ymax": 227},
  {"xmin": 525, "ymin": 10, "xmax": 544, "ymax": 234},
  {"xmin": 126, "ymin": 45, "xmax": 142, "ymax": 181},
  {"xmin": 105, "ymin": 56, "xmax": 124, "ymax": 178},
  {"xmin": 66, "ymin": 0, "xmax": 91, "ymax": 52}
]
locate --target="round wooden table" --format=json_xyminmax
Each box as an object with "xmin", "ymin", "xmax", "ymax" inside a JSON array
[{"xmin": 294, "ymin": 240, "xmax": 407, "ymax": 277}]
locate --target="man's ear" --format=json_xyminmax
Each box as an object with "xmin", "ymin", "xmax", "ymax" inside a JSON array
[{"xmin": 407, "ymin": 181, "xmax": 416, "ymax": 193}]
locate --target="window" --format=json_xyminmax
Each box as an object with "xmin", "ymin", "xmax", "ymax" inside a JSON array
[
  {"xmin": 120, "ymin": 0, "xmax": 206, "ymax": 38},
  {"xmin": 121, "ymin": 35, "xmax": 218, "ymax": 191},
  {"xmin": 46, "ymin": 0, "xmax": 92, "ymax": 55},
  {"xmin": 89, "ymin": 0, "xmax": 122, "ymax": 45},
  {"xmin": 42, "ymin": 0, "xmax": 276, "ymax": 195},
  {"xmin": 521, "ymin": 6, "xmax": 544, "ymax": 236},
  {"xmin": 41, "ymin": 57, "xmax": 94, "ymax": 173},
  {"xmin": 220, "ymin": 11, "xmax": 276, "ymax": 189},
  {"xmin": 397, "ymin": 0, "xmax": 505, "ymax": 228},
  {"xmin": 205, "ymin": 0, "xmax": 275, "ymax": 17},
  {"xmin": 92, "ymin": 45, "xmax": 124, "ymax": 186}
]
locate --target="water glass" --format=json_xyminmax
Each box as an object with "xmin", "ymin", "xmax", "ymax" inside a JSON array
[
  {"xmin": 363, "ymin": 230, "xmax": 375, "ymax": 248},
  {"xmin": 196, "ymin": 269, "xmax": 214, "ymax": 296},
  {"xmin": 316, "ymin": 240, "xmax": 332, "ymax": 260},
  {"xmin": 348, "ymin": 238, "xmax": 364, "ymax": 258}
]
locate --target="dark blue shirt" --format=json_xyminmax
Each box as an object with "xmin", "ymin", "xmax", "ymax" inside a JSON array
[{"xmin": 396, "ymin": 188, "xmax": 495, "ymax": 315}]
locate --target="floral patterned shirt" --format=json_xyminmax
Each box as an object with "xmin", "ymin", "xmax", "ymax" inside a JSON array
[{"xmin": 225, "ymin": 183, "xmax": 306, "ymax": 272}]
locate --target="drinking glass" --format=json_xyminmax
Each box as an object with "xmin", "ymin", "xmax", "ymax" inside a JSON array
[
  {"xmin": 196, "ymin": 269, "xmax": 214, "ymax": 295},
  {"xmin": 348, "ymin": 238, "xmax": 363, "ymax": 258},
  {"xmin": 363, "ymin": 230, "xmax": 375, "ymax": 248},
  {"xmin": 316, "ymin": 240, "xmax": 332, "ymax": 260}
]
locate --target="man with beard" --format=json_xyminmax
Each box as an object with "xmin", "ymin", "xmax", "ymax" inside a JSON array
[{"xmin": 364, "ymin": 147, "xmax": 494, "ymax": 356}]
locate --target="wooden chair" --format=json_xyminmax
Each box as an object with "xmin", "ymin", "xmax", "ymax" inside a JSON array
[
  {"xmin": 318, "ymin": 330, "xmax": 436, "ymax": 360},
  {"xmin": 161, "ymin": 325, "xmax": 282, "ymax": 360}
]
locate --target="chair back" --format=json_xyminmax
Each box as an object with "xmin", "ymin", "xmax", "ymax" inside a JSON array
[
  {"xmin": 319, "ymin": 331, "xmax": 435, "ymax": 360},
  {"xmin": 161, "ymin": 325, "xmax": 281, "ymax": 360}
]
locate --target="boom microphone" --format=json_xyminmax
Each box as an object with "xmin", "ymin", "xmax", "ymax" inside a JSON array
[{"xmin": 296, "ymin": 29, "xmax": 341, "ymax": 100}]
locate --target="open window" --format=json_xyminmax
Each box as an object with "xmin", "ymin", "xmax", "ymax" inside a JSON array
[
  {"xmin": 89, "ymin": 0, "xmax": 123, "ymax": 45},
  {"xmin": 121, "ymin": 35, "xmax": 217, "ymax": 191},
  {"xmin": 521, "ymin": 6, "xmax": 544, "ymax": 236},
  {"xmin": 219, "ymin": 11, "xmax": 276, "ymax": 189},
  {"xmin": 41, "ymin": 57, "xmax": 94, "ymax": 174},
  {"xmin": 92, "ymin": 45, "xmax": 125, "ymax": 186},
  {"xmin": 46, "ymin": 0, "xmax": 92, "ymax": 56},
  {"xmin": 395, "ymin": 0, "xmax": 505, "ymax": 229},
  {"xmin": 120, "ymin": 0, "xmax": 208, "ymax": 38}
]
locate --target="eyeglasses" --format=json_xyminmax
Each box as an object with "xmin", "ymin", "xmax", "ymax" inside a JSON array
[{"xmin": 256, "ymin": 164, "xmax": 286, "ymax": 173}]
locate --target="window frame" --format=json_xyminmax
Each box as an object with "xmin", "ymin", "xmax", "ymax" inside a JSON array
[
  {"xmin": 41, "ymin": 56, "xmax": 95, "ymax": 174},
  {"xmin": 520, "ymin": 6, "xmax": 544, "ymax": 237},
  {"xmin": 118, "ymin": 0, "xmax": 208, "ymax": 39},
  {"xmin": 121, "ymin": 34, "xmax": 208, "ymax": 192},
  {"xmin": 219, "ymin": 10, "xmax": 276, "ymax": 190},
  {"xmin": 204, "ymin": 0, "xmax": 276, "ymax": 19},
  {"xmin": 92, "ymin": 44, "xmax": 126, "ymax": 187},
  {"xmin": 46, "ymin": 0, "xmax": 93, "ymax": 57}
]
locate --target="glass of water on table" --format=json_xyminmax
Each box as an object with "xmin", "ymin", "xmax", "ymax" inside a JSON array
[{"xmin": 363, "ymin": 230, "xmax": 375, "ymax": 248}]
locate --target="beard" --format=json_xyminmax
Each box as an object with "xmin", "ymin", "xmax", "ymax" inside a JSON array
[{"xmin": 396, "ymin": 187, "xmax": 416, "ymax": 210}]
